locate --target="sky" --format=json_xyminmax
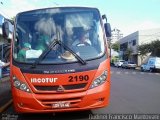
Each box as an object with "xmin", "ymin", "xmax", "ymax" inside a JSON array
[{"xmin": 0, "ymin": 0, "xmax": 160, "ymax": 36}]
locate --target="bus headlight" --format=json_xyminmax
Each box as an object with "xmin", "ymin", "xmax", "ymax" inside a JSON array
[
  {"xmin": 13, "ymin": 76, "xmax": 31, "ymax": 93},
  {"xmin": 90, "ymin": 70, "xmax": 108, "ymax": 89}
]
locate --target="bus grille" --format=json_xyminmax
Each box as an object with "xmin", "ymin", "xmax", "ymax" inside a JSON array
[{"xmin": 34, "ymin": 83, "xmax": 87, "ymax": 91}]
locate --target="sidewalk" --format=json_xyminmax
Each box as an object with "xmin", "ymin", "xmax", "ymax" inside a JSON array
[
  {"xmin": 0, "ymin": 76, "xmax": 10, "ymax": 83},
  {"xmin": 135, "ymin": 66, "xmax": 141, "ymax": 70},
  {"xmin": 0, "ymin": 76, "xmax": 12, "ymax": 113}
]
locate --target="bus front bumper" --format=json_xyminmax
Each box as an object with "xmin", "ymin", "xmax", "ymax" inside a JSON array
[{"xmin": 12, "ymin": 82, "xmax": 110, "ymax": 113}]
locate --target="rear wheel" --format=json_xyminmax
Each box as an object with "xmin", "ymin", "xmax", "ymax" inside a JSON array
[
  {"xmin": 149, "ymin": 68, "xmax": 153, "ymax": 72},
  {"xmin": 141, "ymin": 67, "xmax": 144, "ymax": 72}
]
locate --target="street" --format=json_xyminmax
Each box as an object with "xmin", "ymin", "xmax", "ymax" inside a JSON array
[
  {"xmin": 1, "ymin": 67, "xmax": 160, "ymax": 120},
  {"xmin": 0, "ymin": 77, "xmax": 12, "ymax": 113}
]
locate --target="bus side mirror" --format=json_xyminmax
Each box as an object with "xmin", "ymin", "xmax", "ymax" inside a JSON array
[
  {"xmin": 104, "ymin": 23, "xmax": 111, "ymax": 37},
  {"xmin": 2, "ymin": 21, "xmax": 9, "ymax": 39}
]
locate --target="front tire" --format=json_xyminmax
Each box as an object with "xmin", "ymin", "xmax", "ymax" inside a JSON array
[
  {"xmin": 141, "ymin": 67, "xmax": 144, "ymax": 72},
  {"xmin": 149, "ymin": 68, "xmax": 153, "ymax": 72}
]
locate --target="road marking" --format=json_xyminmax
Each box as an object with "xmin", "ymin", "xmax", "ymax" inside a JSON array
[
  {"xmin": 132, "ymin": 72, "xmax": 137, "ymax": 74},
  {"xmin": 116, "ymin": 72, "xmax": 121, "ymax": 74},
  {"xmin": 155, "ymin": 73, "xmax": 160, "ymax": 76},
  {"xmin": 141, "ymin": 72, "xmax": 145, "ymax": 74},
  {"xmin": 148, "ymin": 72, "xmax": 153, "ymax": 75},
  {"xmin": 0, "ymin": 99, "xmax": 12, "ymax": 113},
  {"xmin": 124, "ymin": 72, "xmax": 129, "ymax": 74},
  {"xmin": 112, "ymin": 69, "xmax": 160, "ymax": 75}
]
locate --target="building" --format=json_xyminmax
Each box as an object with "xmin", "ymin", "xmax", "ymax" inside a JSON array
[
  {"xmin": 119, "ymin": 28, "xmax": 160, "ymax": 66},
  {"xmin": 111, "ymin": 28, "xmax": 123, "ymax": 43}
]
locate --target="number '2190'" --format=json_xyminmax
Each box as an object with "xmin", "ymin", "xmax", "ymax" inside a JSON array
[{"xmin": 68, "ymin": 75, "xmax": 89, "ymax": 82}]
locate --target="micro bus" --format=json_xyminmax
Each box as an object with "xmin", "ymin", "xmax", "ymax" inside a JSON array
[{"xmin": 2, "ymin": 7, "xmax": 111, "ymax": 113}]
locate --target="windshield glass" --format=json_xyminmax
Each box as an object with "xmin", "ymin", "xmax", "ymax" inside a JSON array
[{"xmin": 14, "ymin": 7, "xmax": 105, "ymax": 64}]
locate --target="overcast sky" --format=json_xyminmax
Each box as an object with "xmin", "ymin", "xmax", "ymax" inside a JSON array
[{"xmin": 0, "ymin": 0, "xmax": 160, "ymax": 36}]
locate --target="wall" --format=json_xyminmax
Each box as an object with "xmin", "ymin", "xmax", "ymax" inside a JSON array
[{"xmin": 119, "ymin": 28, "xmax": 160, "ymax": 66}]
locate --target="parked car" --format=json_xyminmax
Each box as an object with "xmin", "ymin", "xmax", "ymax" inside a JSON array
[
  {"xmin": 121, "ymin": 61, "xmax": 137, "ymax": 69},
  {"xmin": 114, "ymin": 60, "xmax": 125, "ymax": 67},
  {"xmin": 141, "ymin": 57, "xmax": 160, "ymax": 72}
]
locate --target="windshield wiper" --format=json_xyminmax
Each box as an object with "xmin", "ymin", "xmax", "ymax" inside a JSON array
[
  {"xmin": 55, "ymin": 28, "xmax": 86, "ymax": 65},
  {"xmin": 57, "ymin": 40, "xmax": 86, "ymax": 65},
  {"xmin": 31, "ymin": 38, "xmax": 86, "ymax": 68},
  {"xmin": 31, "ymin": 29, "xmax": 86, "ymax": 68},
  {"xmin": 31, "ymin": 39, "xmax": 58, "ymax": 68}
]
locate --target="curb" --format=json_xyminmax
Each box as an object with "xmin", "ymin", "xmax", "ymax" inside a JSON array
[
  {"xmin": 0, "ymin": 99, "xmax": 12, "ymax": 113},
  {"xmin": 0, "ymin": 76, "xmax": 10, "ymax": 83}
]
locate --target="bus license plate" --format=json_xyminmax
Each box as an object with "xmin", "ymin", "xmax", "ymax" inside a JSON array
[{"xmin": 52, "ymin": 102, "xmax": 70, "ymax": 108}]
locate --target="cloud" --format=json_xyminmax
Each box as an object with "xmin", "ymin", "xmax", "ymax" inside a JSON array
[
  {"xmin": 1, "ymin": 0, "xmax": 57, "ymax": 18},
  {"xmin": 136, "ymin": 21, "xmax": 160, "ymax": 30},
  {"xmin": 120, "ymin": 20, "xmax": 160, "ymax": 36},
  {"xmin": 1, "ymin": 0, "xmax": 39, "ymax": 18}
]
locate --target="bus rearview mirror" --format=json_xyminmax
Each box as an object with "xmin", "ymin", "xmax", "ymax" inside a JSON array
[
  {"xmin": 2, "ymin": 21, "xmax": 9, "ymax": 39},
  {"xmin": 104, "ymin": 23, "xmax": 112, "ymax": 37}
]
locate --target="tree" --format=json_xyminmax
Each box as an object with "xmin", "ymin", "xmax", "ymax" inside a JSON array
[
  {"xmin": 137, "ymin": 39, "xmax": 160, "ymax": 64},
  {"xmin": 111, "ymin": 42, "xmax": 120, "ymax": 52},
  {"xmin": 138, "ymin": 43, "xmax": 150, "ymax": 63},
  {"xmin": 125, "ymin": 47, "xmax": 133, "ymax": 61},
  {"xmin": 11, "ymin": 16, "xmax": 15, "ymax": 21},
  {"xmin": 149, "ymin": 40, "xmax": 160, "ymax": 57}
]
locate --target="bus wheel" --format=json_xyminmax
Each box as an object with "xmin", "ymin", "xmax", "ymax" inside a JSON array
[
  {"xmin": 141, "ymin": 67, "xmax": 144, "ymax": 72},
  {"xmin": 149, "ymin": 68, "xmax": 153, "ymax": 72}
]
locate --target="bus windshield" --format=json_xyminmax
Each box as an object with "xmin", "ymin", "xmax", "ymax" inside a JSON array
[{"xmin": 14, "ymin": 7, "xmax": 105, "ymax": 64}]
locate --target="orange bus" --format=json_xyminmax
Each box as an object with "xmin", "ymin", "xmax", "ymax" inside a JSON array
[{"xmin": 2, "ymin": 7, "xmax": 111, "ymax": 113}]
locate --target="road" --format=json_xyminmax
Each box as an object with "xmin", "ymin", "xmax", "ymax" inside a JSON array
[
  {"xmin": 0, "ymin": 77, "xmax": 12, "ymax": 112},
  {"xmin": 1, "ymin": 67, "xmax": 160, "ymax": 120}
]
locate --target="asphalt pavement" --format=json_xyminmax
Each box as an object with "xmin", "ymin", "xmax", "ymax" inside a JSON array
[{"xmin": 0, "ymin": 76, "xmax": 12, "ymax": 114}]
